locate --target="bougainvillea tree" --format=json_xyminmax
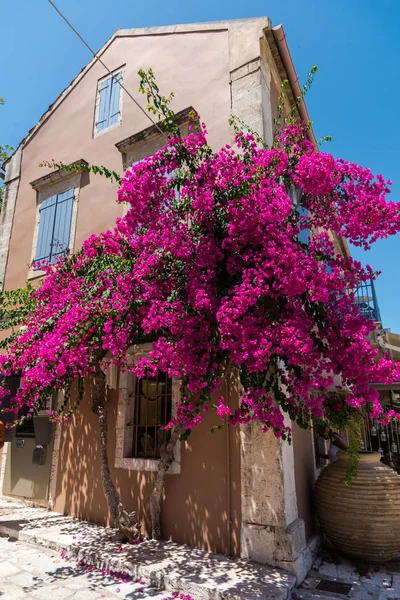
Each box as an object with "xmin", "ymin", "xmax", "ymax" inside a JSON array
[{"xmin": 1, "ymin": 69, "xmax": 400, "ymax": 539}]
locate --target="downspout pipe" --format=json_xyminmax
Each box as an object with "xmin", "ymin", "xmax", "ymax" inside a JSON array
[{"xmin": 272, "ymin": 24, "xmax": 317, "ymax": 148}]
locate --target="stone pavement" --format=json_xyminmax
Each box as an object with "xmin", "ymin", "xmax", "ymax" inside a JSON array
[
  {"xmin": 0, "ymin": 533, "xmax": 165, "ymax": 599},
  {"xmin": 293, "ymin": 550, "xmax": 400, "ymax": 600},
  {"xmin": 0, "ymin": 497, "xmax": 296, "ymax": 600}
]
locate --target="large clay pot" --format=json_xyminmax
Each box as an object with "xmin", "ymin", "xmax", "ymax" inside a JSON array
[{"xmin": 315, "ymin": 451, "xmax": 400, "ymax": 562}]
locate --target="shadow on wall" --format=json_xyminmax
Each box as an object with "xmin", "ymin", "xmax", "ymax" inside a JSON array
[
  {"xmin": 292, "ymin": 422, "xmax": 317, "ymax": 540},
  {"xmin": 54, "ymin": 373, "xmax": 241, "ymax": 556}
]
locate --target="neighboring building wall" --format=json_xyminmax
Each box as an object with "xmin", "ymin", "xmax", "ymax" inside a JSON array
[{"xmin": 2, "ymin": 435, "xmax": 53, "ymax": 503}]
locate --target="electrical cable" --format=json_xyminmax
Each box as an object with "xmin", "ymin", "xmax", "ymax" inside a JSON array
[{"xmin": 46, "ymin": 0, "xmax": 168, "ymax": 140}]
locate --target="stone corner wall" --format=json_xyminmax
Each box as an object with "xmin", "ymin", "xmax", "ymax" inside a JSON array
[{"xmin": 0, "ymin": 146, "xmax": 22, "ymax": 290}]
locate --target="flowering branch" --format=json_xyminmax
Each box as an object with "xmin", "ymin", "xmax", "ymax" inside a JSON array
[{"xmin": 0, "ymin": 70, "xmax": 399, "ymax": 530}]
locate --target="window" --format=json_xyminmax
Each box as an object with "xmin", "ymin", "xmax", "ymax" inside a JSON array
[
  {"xmin": 131, "ymin": 372, "xmax": 172, "ymax": 459},
  {"xmin": 95, "ymin": 71, "xmax": 123, "ymax": 135},
  {"xmin": 114, "ymin": 345, "xmax": 181, "ymax": 473},
  {"xmin": 296, "ymin": 204, "xmax": 310, "ymax": 245},
  {"xmin": 0, "ymin": 376, "xmax": 21, "ymax": 434},
  {"xmin": 287, "ymin": 184, "xmax": 310, "ymax": 245},
  {"xmin": 34, "ymin": 188, "xmax": 74, "ymax": 265},
  {"xmin": 115, "ymin": 106, "xmax": 195, "ymax": 168}
]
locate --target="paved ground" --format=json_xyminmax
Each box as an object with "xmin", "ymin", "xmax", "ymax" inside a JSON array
[
  {"xmin": 6, "ymin": 497, "xmax": 400, "ymax": 600},
  {"xmin": 0, "ymin": 533, "xmax": 166, "ymax": 599},
  {"xmin": 0, "ymin": 498, "xmax": 296, "ymax": 600},
  {"xmin": 293, "ymin": 550, "xmax": 400, "ymax": 600}
]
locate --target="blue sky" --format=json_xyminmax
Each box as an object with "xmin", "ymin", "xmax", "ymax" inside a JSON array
[{"xmin": 1, "ymin": 0, "xmax": 399, "ymax": 328}]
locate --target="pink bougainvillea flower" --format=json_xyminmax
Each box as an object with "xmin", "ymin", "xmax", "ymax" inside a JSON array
[{"xmin": 1, "ymin": 113, "xmax": 399, "ymax": 446}]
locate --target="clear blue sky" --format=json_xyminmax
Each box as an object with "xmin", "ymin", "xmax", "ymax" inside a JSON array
[{"xmin": 1, "ymin": 1, "xmax": 399, "ymax": 328}]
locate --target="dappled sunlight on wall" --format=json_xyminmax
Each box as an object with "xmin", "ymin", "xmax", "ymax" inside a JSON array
[{"xmin": 54, "ymin": 375, "xmax": 241, "ymax": 555}]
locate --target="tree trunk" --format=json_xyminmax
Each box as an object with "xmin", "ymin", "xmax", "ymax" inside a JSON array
[
  {"xmin": 92, "ymin": 365, "xmax": 141, "ymax": 541},
  {"xmin": 151, "ymin": 425, "xmax": 182, "ymax": 540}
]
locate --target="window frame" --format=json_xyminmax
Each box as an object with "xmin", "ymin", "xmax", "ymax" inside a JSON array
[
  {"xmin": 34, "ymin": 188, "xmax": 75, "ymax": 265},
  {"xmin": 287, "ymin": 184, "xmax": 310, "ymax": 245},
  {"xmin": 93, "ymin": 67, "xmax": 124, "ymax": 137},
  {"xmin": 115, "ymin": 106, "xmax": 195, "ymax": 217},
  {"xmin": 28, "ymin": 171, "xmax": 82, "ymax": 280},
  {"xmin": 131, "ymin": 371, "xmax": 173, "ymax": 460},
  {"xmin": 114, "ymin": 344, "xmax": 181, "ymax": 473}
]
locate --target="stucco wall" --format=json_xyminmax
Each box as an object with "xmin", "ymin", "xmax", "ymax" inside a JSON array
[
  {"xmin": 3, "ymin": 25, "xmax": 244, "ymax": 553},
  {"xmin": 4, "ymin": 29, "xmax": 232, "ymax": 290},
  {"xmin": 18, "ymin": 28, "xmax": 242, "ymax": 553},
  {"xmin": 53, "ymin": 378, "xmax": 241, "ymax": 555},
  {"xmin": 2, "ymin": 19, "xmax": 321, "ymax": 565}
]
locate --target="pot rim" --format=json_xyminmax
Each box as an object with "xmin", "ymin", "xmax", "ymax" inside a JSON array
[{"xmin": 337, "ymin": 450, "xmax": 382, "ymax": 462}]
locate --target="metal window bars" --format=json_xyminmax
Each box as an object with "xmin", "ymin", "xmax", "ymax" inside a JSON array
[{"xmin": 132, "ymin": 372, "xmax": 172, "ymax": 459}]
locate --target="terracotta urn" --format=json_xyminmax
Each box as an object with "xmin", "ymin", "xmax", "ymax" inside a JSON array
[{"xmin": 315, "ymin": 451, "xmax": 400, "ymax": 562}]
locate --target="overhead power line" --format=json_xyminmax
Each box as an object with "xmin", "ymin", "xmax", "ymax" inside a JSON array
[{"xmin": 46, "ymin": 0, "xmax": 168, "ymax": 139}]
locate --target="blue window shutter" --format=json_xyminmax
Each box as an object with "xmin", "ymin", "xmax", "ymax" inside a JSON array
[
  {"xmin": 35, "ymin": 195, "xmax": 57, "ymax": 262},
  {"xmin": 109, "ymin": 72, "xmax": 122, "ymax": 126},
  {"xmin": 165, "ymin": 169, "xmax": 180, "ymax": 200},
  {"xmin": 297, "ymin": 205, "xmax": 310, "ymax": 245},
  {"xmin": 96, "ymin": 77, "xmax": 112, "ymax": 132},
  {"xmin": 51, "ymin": 188, "xmax": 74, "ymax": 261}
]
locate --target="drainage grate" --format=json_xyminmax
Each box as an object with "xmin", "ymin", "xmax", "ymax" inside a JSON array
[{"xmin": 315, "ymin": 579, "xmax": 352, "ymax": 597}]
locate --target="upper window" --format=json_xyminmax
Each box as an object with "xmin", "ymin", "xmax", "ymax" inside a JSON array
[
  {"xmin": 115, "ymin": 106, "xmax": 195, "ymax": 168},
  {"xmin": 131, "ymin": 372, "xmax": 172, "ymax": 459},
  {"xmin": 94, "ymin": 70, "xmax": 123, "ymax": 135},
  {"xmin": 296, "ymin": 204, "xmax": 310, "ymax": 245},
  {"xmin": 34, "ymin": 188, "xmax": 75, "ymax": 265},
  {"xmin": 287, "ymin": 184, "xmax": 310, "ymax": 245}
]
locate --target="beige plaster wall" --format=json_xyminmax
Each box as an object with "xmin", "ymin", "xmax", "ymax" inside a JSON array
[
  {"xmin": 5, "ymin": 29, "xmax": 232, "ymax": 290},
  {"xmin": 2, "ymin": 20, "xmax": 320, "ymax": 567},
  {"xmin": 53, "ymin": 377, "xmax": 242, "ymax": 556},
  {"xmin": 14, "ymin": 27, "xmax": 247, "ymax": 552}
]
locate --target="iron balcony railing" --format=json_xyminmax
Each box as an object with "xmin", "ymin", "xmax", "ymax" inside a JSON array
[{"xmin": 353, "ymin": 278, "xmax": 382, "ymax": 323}]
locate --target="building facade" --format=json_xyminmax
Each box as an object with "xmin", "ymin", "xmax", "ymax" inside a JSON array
[{"xmin": 0, "ymin": 17, "xmax": 330, "ymax": 581}]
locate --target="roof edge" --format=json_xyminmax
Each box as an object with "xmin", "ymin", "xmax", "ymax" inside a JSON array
[
  {"xmin": 270, "ymin": 24, "xmax": 317, "ymax": 147},
  {"xmin": 14, "ymin": 17, "xmax": 271, "ymax": 157},
  {"xmin": 116, "ymin": 16, "xmax": 270, "ymax": 38}
]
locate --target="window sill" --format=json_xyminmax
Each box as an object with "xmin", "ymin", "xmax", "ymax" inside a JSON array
[
  {"xmin": 114, "ymin": 456, "xmax": 180, "ymax": 474},
  {"xmin": 27, "ymin": 269, "xmax": 46, "ymax": 281},
  {"xmin": 94, "ymin": 120, "xmax": 122, "ymax": 138}
]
